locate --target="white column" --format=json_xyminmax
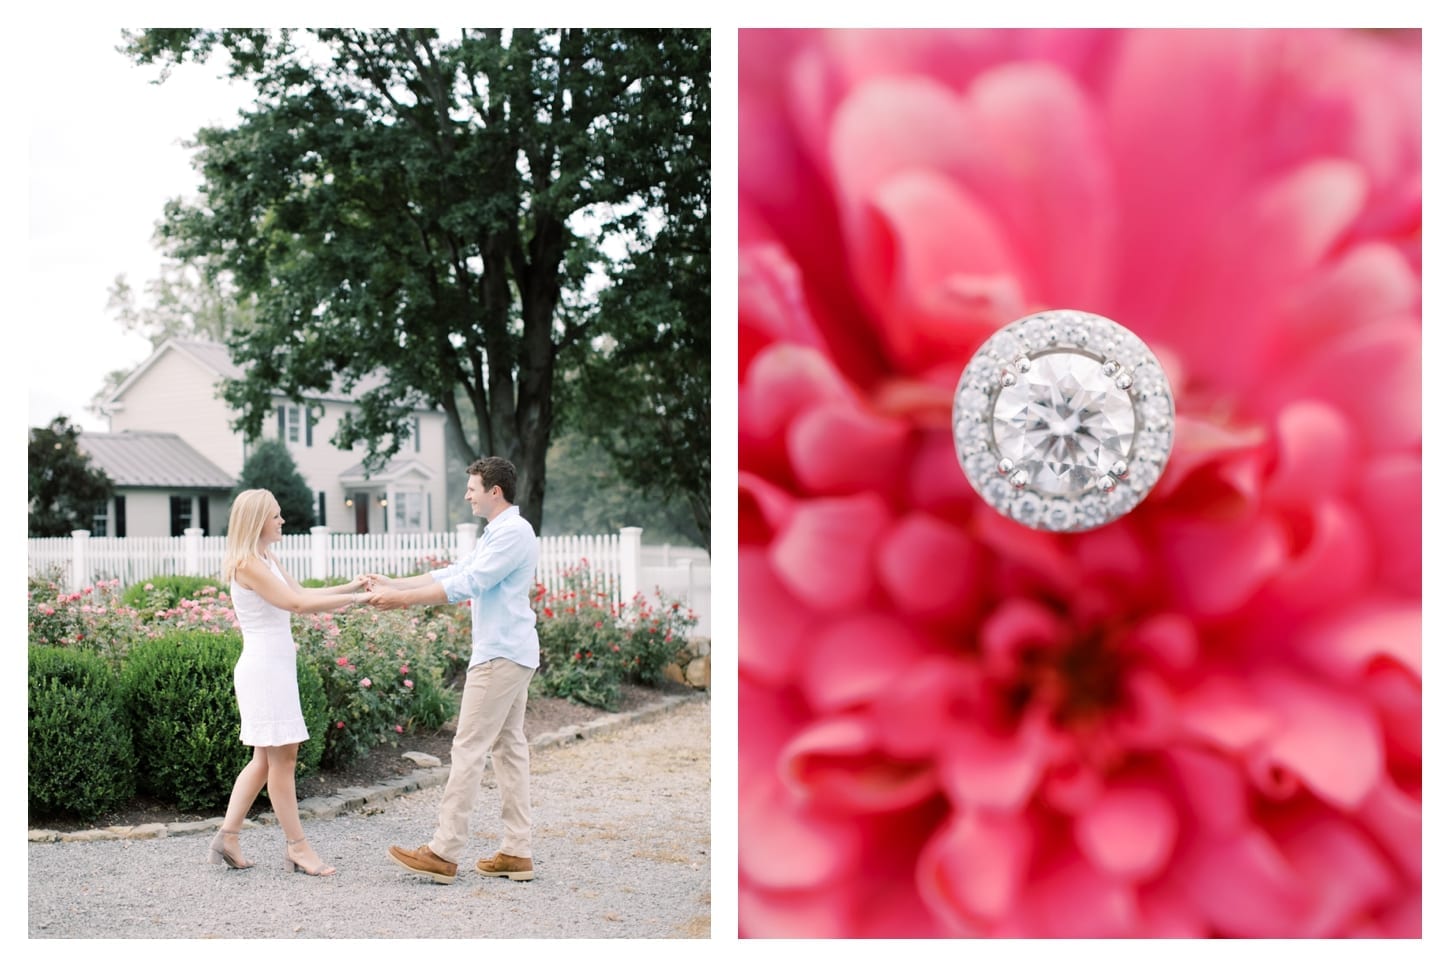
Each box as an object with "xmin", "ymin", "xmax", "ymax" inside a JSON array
[
  {"xmin": 184, "ymin": 527, "xmax": 204, "ymax": 575},
  {"xmin": 70, "ymin": 529, "xmax": 90, "ymax": 593},
  {"xmin": 310, "ymin": 525, "xmax": 329, "ymax": 581},
  {"xmin": 619, "ymin": 526, "xmax": 642, "ymax": 605},
  {"xmin": 456, "ymin": 522, "xmax": 478, "ymax": 560}
]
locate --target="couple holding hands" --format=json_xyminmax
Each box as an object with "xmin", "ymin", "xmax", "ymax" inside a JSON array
[{"xmin": 207, "ymin": 457, "xmax": 540, "ymax": 884}]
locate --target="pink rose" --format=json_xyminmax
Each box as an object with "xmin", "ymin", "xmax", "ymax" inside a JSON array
[
  {"xmin": 404, "ymin": 679, "xmax": 414, "ymax": 689},
  {"xmin": 359, "ymin": 678, "xmax": 372, "ymax": 688},
  {"xmin": 740, "ymin": 28, "xmax": 1420, "ymax": 939}
]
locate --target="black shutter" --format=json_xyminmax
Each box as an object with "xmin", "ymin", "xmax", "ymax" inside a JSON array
[
  {"xmin": 317, "ymin": 491, "xmax": 327, "ymax": 527},
  {"xmin": 306, "ymin": 407, "xmax": 314, "ymax": 447},
  {"xmin": 413, "ymin": 416, "xmax": 420, "ymax": 452},
  {"xmin": 115, "ymin": 496, "xmax": 127, "ymax": 537},
  {"xmin": 199, "ymin": 496, "xmax": 210, "ymax": 534},
  {"xmin": 277, "ymin": 405, "xmax": 286, "ymax": 441}
]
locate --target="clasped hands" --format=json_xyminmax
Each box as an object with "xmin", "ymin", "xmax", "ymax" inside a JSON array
[{"xmin": 345, "ymin": 573, "xmax": 407, "ymax": 611}]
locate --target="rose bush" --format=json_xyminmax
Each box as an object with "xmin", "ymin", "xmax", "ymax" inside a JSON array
[{"xmin": 739, "ymin": 28, "xmax": 1419, "ymax": 938}]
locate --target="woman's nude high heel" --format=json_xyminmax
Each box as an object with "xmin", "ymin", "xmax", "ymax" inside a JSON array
[
  {"xmin": 207, "ymin": 828, "xmax": 254, "ymax": 869},
  {"xmin": 284, "ymin": 836, "xmax": 336, "ymax": 876}
]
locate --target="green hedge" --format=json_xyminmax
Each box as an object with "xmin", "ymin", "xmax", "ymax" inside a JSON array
[
  {"xmin": 28, "ymin": 646, "xmax": 138, "ymax": 821},
  {"xmin": 120, "ymin": 630, "xmax": 255, "ymax": 812}
]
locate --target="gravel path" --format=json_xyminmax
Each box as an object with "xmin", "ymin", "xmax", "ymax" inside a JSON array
[{"xmin": 28, "ymin": 695, "xmax": 711, "ymax": 939}]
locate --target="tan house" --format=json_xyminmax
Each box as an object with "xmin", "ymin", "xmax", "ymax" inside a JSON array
[{"xmin": 91, "ymin": 338, "xmax": 448, "ymax": 536}]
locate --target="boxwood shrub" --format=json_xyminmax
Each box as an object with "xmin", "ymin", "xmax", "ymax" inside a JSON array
[
  {"xmin": 29, "ymin": 645, "xmax": 138, "ymax": 822},
  {"xmin": 120, "ymin": 630, "xmax": 254, "ymax": 812}
]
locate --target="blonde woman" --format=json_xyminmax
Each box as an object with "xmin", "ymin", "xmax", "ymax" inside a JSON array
[{"xmin": 208, "ymin": 488, "xmax": 370, "ymax": 876}]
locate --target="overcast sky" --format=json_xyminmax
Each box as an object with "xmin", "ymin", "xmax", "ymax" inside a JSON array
[{"xmin": 26, "ymin": 25, "xmax": 255, "ymax": 432}]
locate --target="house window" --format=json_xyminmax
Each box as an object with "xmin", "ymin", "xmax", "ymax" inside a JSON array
[
  {"xmin": 277, "ymin": 404, "xmax": 309, "ymax": 445},
  {"xmin": 91, "ymin": 501, "xmax": 109, "ymax": 537},
  {"xmin": 392, "ymin": 491, "xmax": 424, "ymax": 532},
  {"xmin": 114, "ymin": 496, "xmax": 127, "ymax": 538},
  {"xmin": 169, "ymin": 496, "xmax": 193, "ymax": 537}
]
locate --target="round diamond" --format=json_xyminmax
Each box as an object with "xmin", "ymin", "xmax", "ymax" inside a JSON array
[
  {"xmin": 992, "ymin": 351, "xmax": 1136, "ymax": 497},
  {"xmin": 952, "ymin": 309, "xmax": 1175, "ymax": 532}
]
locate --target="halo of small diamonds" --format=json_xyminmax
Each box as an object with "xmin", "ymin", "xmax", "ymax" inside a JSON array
[{"xmin": 951, "ymin": 309, "xmax": 1175, "ymax": 532}]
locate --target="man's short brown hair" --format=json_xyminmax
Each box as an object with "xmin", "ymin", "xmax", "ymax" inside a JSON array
[{"xmin": 468, "ymin": 456, "xmax": 517, "ymax": 503}]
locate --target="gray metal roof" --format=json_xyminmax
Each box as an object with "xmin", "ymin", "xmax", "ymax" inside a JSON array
[{"xmin": 78, "ymin": 431, "xmax": 236, "ymax": 490}]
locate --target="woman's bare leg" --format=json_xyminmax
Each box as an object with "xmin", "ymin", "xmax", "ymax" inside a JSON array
[
  {"xmin": 267, "ymin": 743, "xmax": 333, "ymax": 873},
  {"xmin": 213, "ymin": 746, "xmax": 269, "ymax": 864}
]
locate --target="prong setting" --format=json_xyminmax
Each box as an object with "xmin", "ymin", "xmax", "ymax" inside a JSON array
[{"xmin": 951, "ymin": 310, "xmax": 1174, "ymax": 532}]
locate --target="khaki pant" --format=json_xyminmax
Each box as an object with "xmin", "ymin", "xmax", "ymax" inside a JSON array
[{"xmin": 428, "ymin": 658, "xmax": 535, "ymax": 863}]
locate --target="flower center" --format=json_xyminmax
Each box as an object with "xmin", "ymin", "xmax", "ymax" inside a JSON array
[{"xmin": 1004, "ymin": 627, "xmax": 1126, "ymax": 729}]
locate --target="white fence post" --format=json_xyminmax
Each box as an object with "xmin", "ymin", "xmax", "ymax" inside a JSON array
[
  {"xmin": 69, "ymin": 529, "xmax": 90, "ymax": 592},
  {"xmin": 184, "ymin": 527, "xmax": 204, "ymax": 575},
  {"xmin": 456, "ymin": 522, "xmax": 477, "ymax": 561},
  {"xmin": 310, "ymin": 526, "xmax": 329, "ymax": 581},
  {"xmin": 619, "ymin": 526, "xmax": 642, "ymax": 604}
]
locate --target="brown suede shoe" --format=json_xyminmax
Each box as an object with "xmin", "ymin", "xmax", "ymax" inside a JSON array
[
  {"xmin": 388, "ymin": 844, "xmax": 457, "ymax": 884},
  {"xmin": 476, "ymin": 852, "xmax": 535, "ymax": 881}
]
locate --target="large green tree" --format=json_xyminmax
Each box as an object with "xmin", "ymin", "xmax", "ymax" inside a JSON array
[
  {"xmin": 123, "ymin": 28, "xmax": 710, "ymax": 530},
  {"xmin": 28, "ymin": 417, "xmax": 114, "ymax": 537}
]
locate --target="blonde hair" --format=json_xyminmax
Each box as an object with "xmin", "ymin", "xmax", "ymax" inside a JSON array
[{"xmin": 222, "ymin": 489, "xmax": 279, "ymax": 584}]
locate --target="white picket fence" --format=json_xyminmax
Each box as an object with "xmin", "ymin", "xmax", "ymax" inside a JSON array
[{"xmin": 28, "ymin": 525, "xmax": 647, "ymax": 612}]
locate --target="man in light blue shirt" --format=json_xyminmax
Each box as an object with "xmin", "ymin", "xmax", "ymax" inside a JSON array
[{"xmin": 371, "ymin": 456, "xmax": 541, "ymax": 885}]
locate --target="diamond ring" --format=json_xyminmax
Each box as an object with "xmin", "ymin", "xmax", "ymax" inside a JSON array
[{"xmin": 951, "ymin": 309, "xmax": 1175, "ymax": 532}]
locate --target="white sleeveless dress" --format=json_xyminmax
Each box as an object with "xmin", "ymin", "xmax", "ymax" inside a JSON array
[{"xmin": 230, "ymin": 556, "xmax": 309, "ymax": 747}]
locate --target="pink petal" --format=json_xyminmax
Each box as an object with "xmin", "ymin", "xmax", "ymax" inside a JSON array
[
  {"xmin": 917, "ymin": 809, "xmax": 1032, "ymax": 929},
  {"xmin": 938, "ymin": 719, "xmax": 1047, "ymax": 813},
  {"xmin": 1178, "ymin": 826, "xmax": 1311, "ymax": 937},
  {"xmin": 1159, "ymin": 513, "xmax": 1289, "ymax": 619},
  {"xmin": 780, "ymin": 715, "xmax": 938, "ymax": 814},
  {"xmin": 1265, "ymin": 320, "xmax": 1421, "ymax": 455},
  {"xmin": 740, "ymin": 343, "xmax": 857, "ymax": 472},
  {"xmin": 1167, "ymin": 746, "xmax": 1250, "ymax": 836},
  {"xmin": 850, "ymin": 169, "xmax": 1024, "ymax": 371},
  {"xmin": 1355, "ymin": 777, "xmax": 1421, "ymax": 880},
  {"xmin": 874, "ymin": 511, "xmax": 982, "ymax": 623},
  {"xmin": 770, "ymin": 494, "xmax": 892, "ymax": 610},
  {"xmin": 1008, "ymin": 856, "xmax": 1140, "ymax": 938},
  {"xmin": 787, "ymin": 402, "xmax": 912, "ymax": 496},
  {"xmin": 1177, "ymin": 676, "xmax": 1276, "ymax": 753},
  {"xmin": 1074, "ymin": 781, "xmax": 1178, "ymax": 882},
  {"xmin": 739, "ymin": 242, "xmax": 828, "ymax": 377},
  {"xmin": 739, "ymin": 471, "xmax": 796, "ymax": 545},
  {"xmin": 956, "ymin": 62, "xmax": 1117, "ymax": 308},
  {"xmin": 906, "ymin": 427, "xmax": 979, "ymax": 517},
  {"xmin": 1163, "ymin": 159, "xmax": 1369, "ymax": 393},
  {"xmin": 1278, "ymin": 813, "xmax": 1399, "ymax": 938},
  {"xmin": 1263, "ymin": 401, "xmax": 1360, "ymax": 504},
  {"xmin": 978, "ymin": 597, "xmax": 1066, "ymax": 674},
  {"xmin": 1277, "ymin": 241, "xmax": 1420, "ymax": 353},
  {"xmin": 1121, "ymin": 612, "xmax": 1198, "ymax": 673},
  {"xmin": 1259, "ymin": 499, "xmax": 1372, "ymax": 614},
  {"xmin": 1354, "ymin": 453, "xmax": 1421, "ymax": 596},
  {"xmin": 869, "ymin": 655, "xmax": 980, "ymax": 761},
  {"xmin": 739, "ymin": 780, "xmax": 860, "ymax": 892},
  {"xmin": 1252, "ymin": 672, "xmax": 1384, "ymax": 810},
  {"xmin": 801, "ymin": 612, "xmax": 934, "ymax": 712},
  {"xmin": 738, "ymin": 884, "xmax": 857, "ymax": 939},
  {"xmin": 1294, "ymin": 599, "xmax": 1420, "ymax": 682},
  {"xmin": 739, "ymin": 546, "xmax": 816, "ymax": 689}
]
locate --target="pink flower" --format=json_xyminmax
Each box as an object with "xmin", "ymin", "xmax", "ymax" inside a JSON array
[
  {"xmin": 336, "ymin": 657, "xmax": 349, "ymax": 667},
  {"xmin": 336, "ymin": 721, "xmax": 345, "ymax": 729},
  {"xmin": 739, "ymin": 28, "xmax": 1420, "ymax": 939},
  {"xmin": 404, "ymin": 679, "xmax": 414, "ymax": 689},
  {"xmin": 360, "ymin": 678, "xmax": 372, "ymax": 688},
  {"xmin": 400, "ymin": 664, "xmax": 409, "ymax": 674},
  {"xmin": 395, "ymin": 724, "xmax": 405, "ymax": 733}
]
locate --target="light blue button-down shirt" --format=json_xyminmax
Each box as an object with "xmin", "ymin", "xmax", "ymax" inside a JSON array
[{"xmin": 430, "ymin": 505, "xmax": 540, "ymax": 670}]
